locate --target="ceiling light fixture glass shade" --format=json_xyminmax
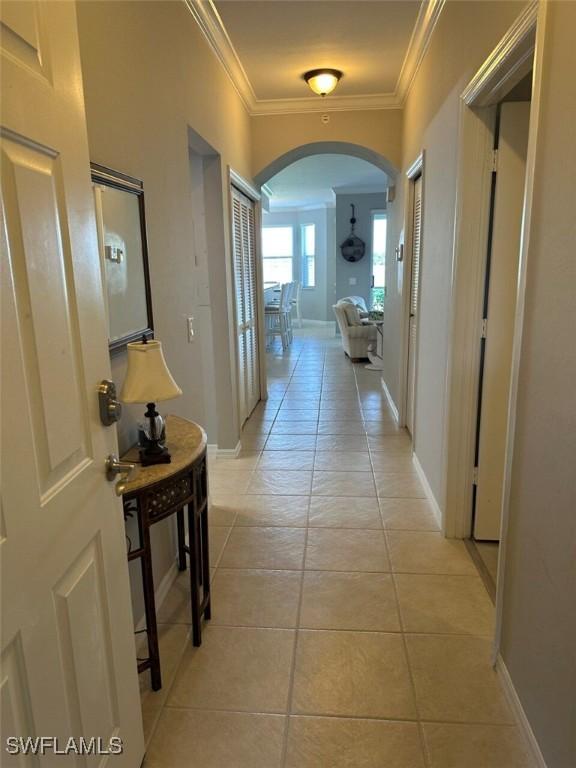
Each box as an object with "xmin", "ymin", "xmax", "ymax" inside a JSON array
[{"xmin": 304, "ymin": 68, "xmax": 343, "ymax": 97}]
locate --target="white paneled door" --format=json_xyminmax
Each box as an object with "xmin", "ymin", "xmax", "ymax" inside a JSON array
[
  {"xmin": 231, "ymin": 186, "xmax": 260, "ymax": 425},
  {"xmin": 1, "ymin": 2, "xmax": 144, "ymax": 765},
  {"xmin": 406, "ymin": 175, "xmax": 422, "ymax": 437}
]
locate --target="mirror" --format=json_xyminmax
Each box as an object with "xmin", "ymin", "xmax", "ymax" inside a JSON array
[{"xmin": 91, "ymin": 163, "xmax": 153, "ymax": 352}]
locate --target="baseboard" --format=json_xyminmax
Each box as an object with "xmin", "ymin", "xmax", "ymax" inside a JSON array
[
  {"xmin": 134, "ymin": 558, "xmax": 179, "ymax": 633},
  {"xmin": 380, "ymin": 377, "xmax": 400, "ymax": 424},
  {"xmin": 301, "ymin": 319, "xmax": 336, "ymax": 327},
  {"xmin": 216, "ymin": 441, "xmax": 242, "ymax": 459},
  {"xmin": 496, "ymin": 656, "xmax": 548, "ymax": 768},
  {"xmin": 412, "ymin": 453, "xmax": 443, "ymax": 529},
  {"xmin": 207, "ymin": 442, "xmax": 242, "ymax": 459}
]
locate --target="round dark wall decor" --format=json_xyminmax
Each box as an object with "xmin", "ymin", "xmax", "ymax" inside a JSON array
[{"xmin": 340, "ymin": 203, "xmax": 366, "ymax": 262}]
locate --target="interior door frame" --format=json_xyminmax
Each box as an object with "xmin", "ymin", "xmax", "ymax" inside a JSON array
[
  {"xmin": 398, "ymin": 153, "xmax": 425, "ymax": 434},
  {"xmin": 441, "ymin": 0, "xmax": 547, "ymax": 660},
  {"xmin": 227, "ymin": 168, "xmax": 266, "ymax": 434}
]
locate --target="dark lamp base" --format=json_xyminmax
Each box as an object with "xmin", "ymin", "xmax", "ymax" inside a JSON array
[{"xmin": 139, "ymin": 447, "xmax": 172, "ymax": 466}]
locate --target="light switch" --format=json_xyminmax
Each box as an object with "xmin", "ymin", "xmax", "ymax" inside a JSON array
[
  {"xmin": 349, "ymin": 277, "xmax": 357, "ymax": 286},
  {"xmin": 187, "ymin": 316, "xmax": 195, "ymax": 343}
]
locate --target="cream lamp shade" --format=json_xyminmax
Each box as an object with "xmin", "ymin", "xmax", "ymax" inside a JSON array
[{"xmin": 121, "ymin": 340, "xmax": 182, "ymax": 403}]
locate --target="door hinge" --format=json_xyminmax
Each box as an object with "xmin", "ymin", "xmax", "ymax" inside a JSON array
[
  {"xmin": 481, "ymin": 318, "xmax": 488, "ymax": 339},
  {"xmin": 490, "ymin": 149, "xmax": 499, "ymax": 173},
  {"xmin": 472, "ymin": 466, "xmax": 479, "ymax": 485}
]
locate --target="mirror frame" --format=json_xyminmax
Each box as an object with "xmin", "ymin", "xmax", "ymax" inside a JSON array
[{"xmin": 91, "ymin": 162, "xmax": 154, "ymax": 352}]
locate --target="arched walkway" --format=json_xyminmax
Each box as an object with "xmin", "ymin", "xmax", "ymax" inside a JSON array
[{"xmin": 254, "ymin": 141, "xmax": 397, "ymax": 188}]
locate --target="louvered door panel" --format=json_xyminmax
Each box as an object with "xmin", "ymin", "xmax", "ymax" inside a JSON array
[
  {"xmin": 406, "ymin": 175, "xmax": 422, "ymax": 436},
  {"xmin": 243, "ymin": 201, "xmax": 259, "ymax": 414},
  {"xmin": 231, "ymin": 186, "xmax": 260, "ymax": 426}
]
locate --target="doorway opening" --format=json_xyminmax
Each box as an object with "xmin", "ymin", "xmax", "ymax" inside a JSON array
[
  {"xmin": 250, "ymin": 141, "xmax": 398, "ymax": 453},
  {"xmin": 469, "ymin": 83, "xmax": 532, "ymax": 595},
  {"xmin": 443, "ymin": 4, "xmax": 542, "ymax": 638},
  {"xmin": 259, "ymin": 152, "xmax": 389, "ymax": 369}
]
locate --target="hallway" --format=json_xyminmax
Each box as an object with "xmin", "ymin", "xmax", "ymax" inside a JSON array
[{"xmin": 142, "ymin": 328, "xmax": 533, "ymax": 767}]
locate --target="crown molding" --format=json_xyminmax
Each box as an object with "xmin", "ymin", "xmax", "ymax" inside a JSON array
[
  {"xmin": 251, "ymin": 92, "xmax": 400, "ymax": 116},
  {"xmin": 395, "ymin": 0, "xmax": 446, "ymax": 104},
  {"xmin": 332, "ymin": 184, "xmax": 387, "ymax": 196},
  {"xmin": 267, "ymin": 202, "xmax": 335, "ymax": 213},
  {"xmin": 184, "ymin": 0, "xmax": 445, "ymax": 115},
  {"xmin": 183, "ymin": 0, "xmax": 256, "ymax": 111},
  {"xmin": 462, "ymin": 0, "xmax": 537, "ymax": 107}
]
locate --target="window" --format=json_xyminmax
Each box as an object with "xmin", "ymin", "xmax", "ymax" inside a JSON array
[
  {"xmin": 262, "ymin": 226, "xmax": 293, "ymax": 284},
  {"xmin": 301, "ymin": 223, "xmax": 316, "ymax": 288},
  {"xmin": 371, "ymin": 212, "xmax": 387, "ymax": 309}
]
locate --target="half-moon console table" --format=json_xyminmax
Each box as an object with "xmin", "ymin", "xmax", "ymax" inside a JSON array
[{"xmin": 120, "ymin": 415, "xmax": 210, "ymax": 691}]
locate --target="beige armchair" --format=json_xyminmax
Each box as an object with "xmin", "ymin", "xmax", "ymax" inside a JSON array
[{"xmin": 333, "ymin": 299, "xmax": 377, "ymax": 362}]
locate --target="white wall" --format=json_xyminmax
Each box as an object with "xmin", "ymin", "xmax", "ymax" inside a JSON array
[
  {"xmin": 499, "ymin": 4, "xmax": 576, "ymax": 765},
  {"xmin": 335, "ymin": 193, "xmax": 386, "ymax": 307},
  {"xmin": 381, "ymin": 2, "xmax": 575, "ymax": 764},
  {"xmin": 262, "ymin": 207, "xmax": 332, "ymax": 321}
]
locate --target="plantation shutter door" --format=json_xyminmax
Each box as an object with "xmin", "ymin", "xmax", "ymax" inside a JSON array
[
  {"xmin": 231, "ymin": 186, "xmax": 260, "ymax": 425},
  {"xmin": 243, "ymin": 199, "xmax": 260, "ymax": 414},
  {"xmin": 406, "ymin": 175, "xmax": 422, "ymax": 436},
  {"xmin": 231, "ymin": 191, "xmax": 247, "ymax": 424}
]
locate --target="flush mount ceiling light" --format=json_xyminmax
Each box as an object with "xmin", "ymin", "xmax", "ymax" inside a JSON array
[{"xmin": 303, "ymin": 68, "xmax": 343, "ymax": 97}]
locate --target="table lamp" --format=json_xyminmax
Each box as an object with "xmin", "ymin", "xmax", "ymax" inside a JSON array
[{"xmin": 121, "ymin": 338, "xmax": 182, "ymax": 466}]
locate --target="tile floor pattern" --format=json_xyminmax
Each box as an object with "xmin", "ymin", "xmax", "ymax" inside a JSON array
[{"xmin": 142, "ymin": 328, "xmax": 534, "ymax": 768}]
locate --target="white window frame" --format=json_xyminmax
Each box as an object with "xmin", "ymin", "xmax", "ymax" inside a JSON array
[
  {"xmin": 370, "ymin": 209, "xmax": 387, "ymax": 307},
  {"xmin": 301, "ymin": 222, "xmax": 316, "ymax": 289}
]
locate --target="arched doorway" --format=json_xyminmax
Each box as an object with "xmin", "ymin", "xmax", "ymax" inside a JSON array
[{"xmin": 254, "ymin": 140, "xmax": 397, "ymax": 188}]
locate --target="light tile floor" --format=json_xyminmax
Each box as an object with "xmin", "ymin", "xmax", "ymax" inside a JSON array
[{"xmin": 142, "ymin": 327, "xmax": 534, "ymax": 768}]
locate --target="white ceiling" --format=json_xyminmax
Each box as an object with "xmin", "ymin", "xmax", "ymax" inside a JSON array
[
  {"xmin": 265, "ymin": 153, "xmax": 388, "ymax": 209},
  {"xmin": 215, "ymin": 1, "xmax": 422, "ymax": 100},
  {"xmin": 187, "ymin": 1, "xmax": 445, "ymax": 114}
]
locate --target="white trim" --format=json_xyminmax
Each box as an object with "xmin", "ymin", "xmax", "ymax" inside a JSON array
[
  {"xmin": 212, "ymin": 442, "xmax": 242, "ymax": 459},
  {"xmin": 333, "ymin": 185, "xmax": 387, "ymax": 196},
  {"xmin": 183, "ymin": 0, "xmax": 255, "ymax": 111},
  {"xmin": 230, "ymin": 168, "xmax": 260, "ymax": 201},
  {"xmin": 396, "ymin": 0, "xmax": 446, "ymax": 103},
  {"xmin": 134, "ymin": 559, "xmax": 179, "ymax": 632},
  {"xmin": 494, "ymin": 0, "xmax": 548, "ymax": 665},
  {"xmin": 269, "ymin": 202, "xmax": 335, "ymax": 213},
  {"xmin": 184, "ymin": 0, "xmax": 446, "ymax": 115},
  {"xmin": 251, "ymin": 93, "xmax": 400, "ymax": 116},
  {"xmin": 398, "ymin": 152, "xmax": 424, "ymax": 433},
  {"xmin": 496, "ymin": 656, "xmax": 548, "ymax": 768},
  {"xmin": 406, "ymin": 153, "xmax": 424, "ymax": 180},
  {"xmin": 380, "ymin": 377, "xmax": 399, "ymax": 424},
  {"xmin": 463, "ymin": 1, "xmax": 538, "ymax": 107},
  {"xmin": 412, "ymin": 453, "xmax": 442, "ymax": 529}
]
